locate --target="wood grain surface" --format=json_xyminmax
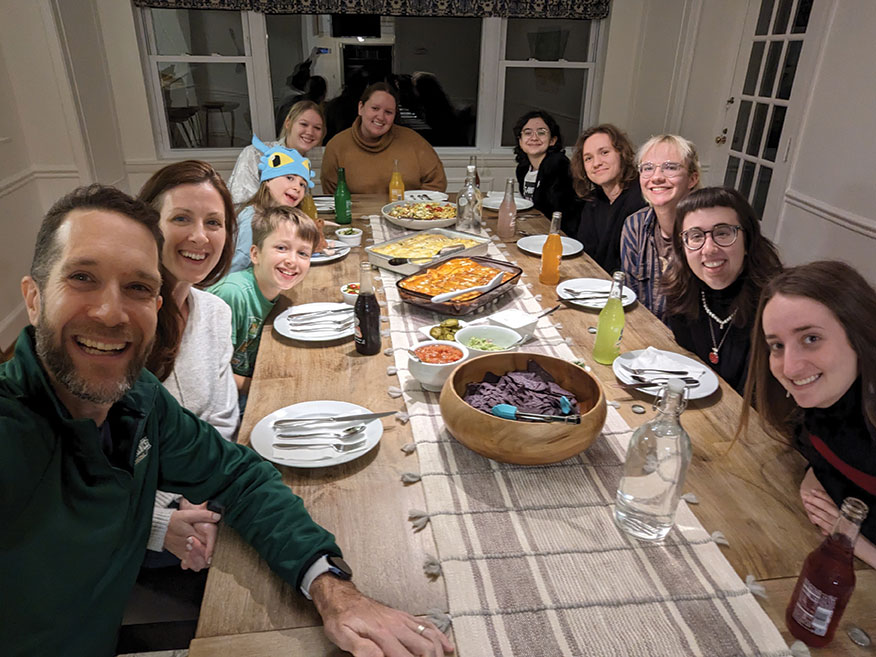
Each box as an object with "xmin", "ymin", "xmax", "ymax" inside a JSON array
[{"xmin": 195, "ymin": 196, "xmax": 873, "ymax": 654}]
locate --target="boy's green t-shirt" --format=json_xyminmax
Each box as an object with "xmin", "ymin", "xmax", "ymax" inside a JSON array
[{"xmin": 207, "ymin": 267, "xmax": 276, "ymax": 377}]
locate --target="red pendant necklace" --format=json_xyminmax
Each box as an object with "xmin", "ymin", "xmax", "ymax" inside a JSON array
[{"xmin": 702, "ymin": 291, "xmax": 736, "ymax": 365}]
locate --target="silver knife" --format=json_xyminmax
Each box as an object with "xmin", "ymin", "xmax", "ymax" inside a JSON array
[
  {"xmin": 273, "ymin": 410, "xmax": 396, "ymax": 426},
  {"xmin": 288, "ymin": 308, "xmax": 353, "ymax": 320}
]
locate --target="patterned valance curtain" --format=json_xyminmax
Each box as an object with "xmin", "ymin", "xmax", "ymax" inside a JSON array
[{"xmin": 133, "ymin": 0, "xmax": 610, "ymax": 20}]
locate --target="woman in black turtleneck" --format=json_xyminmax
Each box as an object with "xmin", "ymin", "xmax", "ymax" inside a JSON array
[
  {"xmin": 738, "ymin": 261, "xmax": 876, "ymax": 567},
  {"xmin": 661, "ymin": 187, "xmax": 782, "ymax": 393}
]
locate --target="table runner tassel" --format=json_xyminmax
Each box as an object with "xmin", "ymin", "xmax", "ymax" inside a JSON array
[
  {"xmin": 790, "ymin": 641, "xmax": 812, "ymax": 657},
  {"xmin": 681, "ymin": 492, "xmax": 699, "ymax": 504},
  {"xmin": 386, "ymin": 366, "xmax": 398, "ymax": 376},
  {"xmin": 744, "ymin": 574, "xmax": 767, "ymax": 599},
  {"xmin": 380, "ymin": 328, "xmax": 391, "ymax": 337},
  {"xmin": 401, "ymin": 472, "xmax": 421, "ymax": 484},
  {"xmin": 395, "ymin": 411, "xmax": 410, "ymax": 423},
  {"xmin": 711, "ymin": 530, "xmax": 730, "ymax": 546},
  {"xmin": 426, "ymin": 609, "xmax": 452, "ymax": 633},
  {"xmin": 423, "ymin": 555, "xmax": 442, "ymax": 579},
  {"xmin": 388, "ymin": 386, "xmax": 403, "ymax": 398},
  {"xmin": 408, "ymin": 509, "xmax": 430, "ymax": 532},
  {"xmin": 384, "ymin": 347, "xmax": 394, "ymax": 356},
  {"xmin": 400, "ymin": 442, "xmax": 417, "ymax": 454}
]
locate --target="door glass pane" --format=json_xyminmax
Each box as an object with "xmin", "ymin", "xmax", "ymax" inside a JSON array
[
  {"xmin": 743, "ymin": 42, "xmax": 765, "ymax": 96},
  {"xmin": 505, "ymin": 19, "xmax": 591, "ymax": 62},
  {"xmin": 724, "ymin": 155, "xmax": 741, "ymax": 188},
  {"xmin": 759, "ymin": 41, "xmax": 784, "ymax": 97},
  {"xmin": 739, "ymin": 160, "xmax": 757, "ymax": 197},
  {"xmin": 158, "ymin": 62, "xmax": 250, "ymax": 149},
  {"xmin": 731, "ymin": 100, "xmax": 752, "ymax": 151},
  {"xmin": 773, "ymin": 0, "xmax": 794, "ymax": 34},
  {"xmin": 746, "ymin": 103, "xmax": 769, "ymax": 156},
  {"xmin": 755, "ymin": 0, "xmax": 776, "ymax": 35},
  {"xmin": 752, "ymin": 165, "xmax": 773, "ymax": 218},
  {"xmin": 792, "ymin": 0, "xmax": 814, "ymax": 33},
  {"xmin": 762, "ymin": 105, "xmax": 786, "ymax": 161},
  {"xmin": 265, "ymin": 15, "xmax": 306, "ymax": 136},
  {"xmin": 151, "ymin": 9, "xmax": 244, "ymax": 56},
  {"xmin": 777, "ymin": 40, "xmax": 803, "ymax": 100},
  {"xmin": 502, "ymin": 68, "xmax": 587, "ymax": 149}
]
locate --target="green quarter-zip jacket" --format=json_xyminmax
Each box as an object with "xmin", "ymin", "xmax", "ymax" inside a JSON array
[{"xmin": 0, "ymin": 328, "xmax": 339, "ymax": 656}]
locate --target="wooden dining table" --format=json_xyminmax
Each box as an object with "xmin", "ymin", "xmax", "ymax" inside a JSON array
[{"xmin": 190, "ymin": 195, "xmax": 874, "ymax": 656}]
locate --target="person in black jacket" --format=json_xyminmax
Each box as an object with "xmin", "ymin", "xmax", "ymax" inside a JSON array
[
  {"xmin": 662, "ymin": 187, "xmax": 782, "ymax": 393},
  {"xmin": 563, "ymin": 124, "xmax": 646, "ymax": 273},
  {"xmin": 513, "ymin": 110, "xmax": 573, "ymax": 219}
]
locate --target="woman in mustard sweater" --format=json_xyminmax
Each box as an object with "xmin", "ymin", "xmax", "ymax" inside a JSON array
[{"xmin": 321, "ymin": 82, "xmax": 447, "ymax": 194}]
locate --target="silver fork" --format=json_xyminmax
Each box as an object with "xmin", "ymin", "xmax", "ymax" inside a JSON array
[{"xmin": 273, "ymin": 439, "xmax": 367, "ymax": 453}]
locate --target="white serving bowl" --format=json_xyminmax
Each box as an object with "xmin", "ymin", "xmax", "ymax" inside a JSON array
[
  {"xmin": 487, "ymin": 308, "xmax": 539, "ymax": 341},
  {"xmin": 340, "ymin": 282, "xmax": 359, "ymax": 305},
  {"xmin": 335, "ymin": 227, "xmax": 363, "ymax": 246},
  {"xmin": 455, "ymin": 325, "xmax": 522, "ymax": 355},
  {"xmin": 408, "ymin": 340, "xmax": 469, "ymax": 392}
]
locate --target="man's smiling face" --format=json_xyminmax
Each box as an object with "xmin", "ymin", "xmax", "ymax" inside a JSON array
[{"xmin": 23, "ymin": 209, "xmax": 163, "ymax": 409}]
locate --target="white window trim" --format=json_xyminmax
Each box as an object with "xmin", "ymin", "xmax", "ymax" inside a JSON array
[{"xmin": 136, "ymin": 10, "xmax": 605, "ymax": 162}]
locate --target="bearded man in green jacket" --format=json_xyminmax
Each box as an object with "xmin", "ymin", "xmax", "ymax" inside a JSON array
[{"xmin": 0, "ymin": 185, "xmax": 453, "ymax": 657}]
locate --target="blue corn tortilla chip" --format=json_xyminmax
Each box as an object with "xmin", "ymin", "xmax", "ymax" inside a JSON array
[{"xmin": 463, "ymin": 359, "xmax": 579, "ymax": 419}]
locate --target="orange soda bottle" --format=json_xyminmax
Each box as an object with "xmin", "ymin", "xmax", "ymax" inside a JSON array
[
  {"xmin": 539, "ymin": 212, "xmax": 562, "ymax": 285},
  {"xmin": 389, "ymin": 159, "xmax": 404, "ymax": 202}
]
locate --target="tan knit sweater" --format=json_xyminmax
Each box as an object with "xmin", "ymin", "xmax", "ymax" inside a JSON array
[{"xmin": 321, "ymin": 118, "xmax": 447, "ymax": 194}]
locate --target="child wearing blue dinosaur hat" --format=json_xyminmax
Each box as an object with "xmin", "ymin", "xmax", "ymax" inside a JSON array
[{"xmin": 229, "ymin": 136, "xmax": 324, "ymax": 273}]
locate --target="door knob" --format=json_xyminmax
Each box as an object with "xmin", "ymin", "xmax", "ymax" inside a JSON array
[{"xmin": 715, "ymin": 135, "xmax": 727, "ymax": 145}]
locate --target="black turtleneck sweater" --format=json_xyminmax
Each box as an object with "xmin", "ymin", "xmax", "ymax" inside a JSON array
[
  {"xmin": 667, "ymin": 278, "xmax": 750, "ymax": 394},
  {"xmin": 796, "ymin": 379, "xmax": 876, "ymax": 543}
]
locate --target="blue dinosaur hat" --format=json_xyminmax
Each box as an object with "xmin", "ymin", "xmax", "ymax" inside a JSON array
[{"xmin": 252, "ymin": 135, "xmax": 315, "ymax": 188}]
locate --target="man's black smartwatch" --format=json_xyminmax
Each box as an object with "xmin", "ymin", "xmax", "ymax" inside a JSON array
[{"xmin": 300, "ymin": 554, "xmax": 353, "ymax": 600}]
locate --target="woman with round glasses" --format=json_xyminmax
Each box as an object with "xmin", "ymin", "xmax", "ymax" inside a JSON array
[
  {"xmin": 662, "ymin": 186, "xmax": 782, "ymax": 392},
  {"xmin": 737, "ymin": 261, "xmax": 876, "ymax": 567},
  {"xmin": 620, "ymin": 134, "xmax": 701, "ymax": 321},
  {"xmin": 563, "ymin": 124, "xmax": 645, "ymax": 273},
  {"xmin": 513, "ymin": 110, "xmax": 573, "ymax": 219}
]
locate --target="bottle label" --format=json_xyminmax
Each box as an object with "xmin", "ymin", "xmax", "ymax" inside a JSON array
[{"xmin": 791, "ymin": 577, "xmax": 837, "ymax": 636}]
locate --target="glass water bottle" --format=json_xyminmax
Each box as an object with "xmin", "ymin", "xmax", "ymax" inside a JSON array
[
  {"xmin": 496, "ymin": 177, "xmax": 517, "ymax": 240},
  {"xmin": 456, "ymin": 164, "xmax": 482, "ymax": 232},
  {"xmin": 615, "ymin": 378, "xmax": 692, "ymax": 541}
]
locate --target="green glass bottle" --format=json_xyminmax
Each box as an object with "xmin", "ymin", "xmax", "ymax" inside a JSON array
[
  {"xmin": 592, "ymin": 270, "xmax": 626, "ymax": 365},
  {"xmin": 334, "ymin": 167, "xmax": 352, "ymax": 225}
]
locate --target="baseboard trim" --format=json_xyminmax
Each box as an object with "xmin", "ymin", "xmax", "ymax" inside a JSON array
[{"xmin": 784, "ymin": 189, "xmax": 876, "ymax": 239}]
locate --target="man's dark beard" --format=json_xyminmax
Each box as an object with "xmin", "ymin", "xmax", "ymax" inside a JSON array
[{"xmin": 34, "ymin": 311, "xmax": 152, "ymax": 406}]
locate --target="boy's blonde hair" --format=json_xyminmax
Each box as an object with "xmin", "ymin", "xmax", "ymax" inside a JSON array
[{"xmin": 251, "ymin": 206, "xmax": 320, "ymax": 252}]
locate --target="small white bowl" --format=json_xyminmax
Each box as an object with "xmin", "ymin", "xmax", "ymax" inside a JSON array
[
  {"xmin": 408, "ymin": 340, "xmax": 469, "ymax": 392},
  {"xmin": 487, "ymin": 308, "xmax": 538, "ymax": 341},
  {"xmin": 340, "ymin": 282, "xmax": 359, "ymax": 305},
  {"xmin": 455, "ymin": 325, "xmax": 522, "ymax": 355},
  {"xmin": 335, "ymin": 227, "xmax": 363, "ymax": 246}
]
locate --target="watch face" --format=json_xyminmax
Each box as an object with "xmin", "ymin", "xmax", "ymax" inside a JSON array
[{"xmin": 328, "ymin": 555, "xmax": 353, "ymax": 579}]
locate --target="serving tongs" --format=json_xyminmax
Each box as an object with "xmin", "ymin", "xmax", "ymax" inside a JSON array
[{"xmin": 490, "ymin": 404, "xmax": 581, "ymax": 424}]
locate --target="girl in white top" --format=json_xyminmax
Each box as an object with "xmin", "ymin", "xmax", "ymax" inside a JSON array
[
  {"xmin": 138, "ymin": 160, "xmax": 240, "ymax": 571},
  {"xmin": 228, "ymin": 100, "xmax": 325, "ymax": 204}
]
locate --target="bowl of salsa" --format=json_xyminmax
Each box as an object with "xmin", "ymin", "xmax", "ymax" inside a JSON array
[{"xmin": 408, "ymin": 340, "xmax": 469, "ymax": 392}]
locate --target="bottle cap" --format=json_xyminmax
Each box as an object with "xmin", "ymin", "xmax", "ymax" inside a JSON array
[{"xmin": 666, "ymin": 378, "xmax": 686, "ymax": 394}]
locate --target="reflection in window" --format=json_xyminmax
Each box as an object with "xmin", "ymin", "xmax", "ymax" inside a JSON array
[
  {"xmin": 151, "ymin": 9, "xmax": 244, "ymax": 56},
  {"xmin": 501, "ymin": 68, "xmax": 587, "ymax": 147},
  {"xmin": 505, "ymin": 19, "xmax": 591, "ymax": 61}
]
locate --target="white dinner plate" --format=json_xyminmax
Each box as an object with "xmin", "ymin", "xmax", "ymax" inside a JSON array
[
  {"xmin": 556, "ymin": 278, "xmax": 637, "ymax": 310},
  {"xmin": 481, "ymin": 192, "xmax": 534, "ymax": 211},
  {"xmin": 273, "ymin": 302, "xmax": 355, "ymax": 342},
  {"xmin": 612, "ymin": 349, "xmax": 719, "ymax": 400},
  {"xmin": 310, "ymin": 240, "xmax": 351, "ymax": 264},
  {"xmin": 251, "ymin": 400, "xmax": 384, "ymax": 468},
  {"xmin": 404, "ymin": 190, "xmax": 449, "ymax": 202},
  {"xmin": 517, "ymin": 235, "xmax": 584, "ymax": 258}
]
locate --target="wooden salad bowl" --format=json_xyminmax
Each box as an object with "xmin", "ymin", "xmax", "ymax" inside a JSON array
[{"xmin": 439, "ymin": 352, "xmax": 607, "ymax": 465}]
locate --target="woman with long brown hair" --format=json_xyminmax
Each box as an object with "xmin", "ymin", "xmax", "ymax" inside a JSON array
[
  {"xmin": 564, "ymin": 124, "xmax": 645, "ymax": 273},
  {"xmin": 738, "ymin": 261, "xmax": 876, "ymax": 567},
  {"xmin": 138, "ymin": 160, "xmax": 240, "ymax": 570},
  {"xmin": 662, "ymin": 187, "xmax": 782, "ymax": 393}
]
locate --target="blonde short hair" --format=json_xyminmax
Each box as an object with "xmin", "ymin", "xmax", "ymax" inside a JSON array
[{"xmin": 636, "ymin": 134, "xmax": 702, "ymax": 189}]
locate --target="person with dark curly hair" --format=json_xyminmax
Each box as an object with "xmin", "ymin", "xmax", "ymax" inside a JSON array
[
  {"xmin": 563, "ymin": 124, "xmax": 646, "ymax": 273},
  {"xmin": 512, "ymin": 110, "xmax": 573, "ymax": 219}
]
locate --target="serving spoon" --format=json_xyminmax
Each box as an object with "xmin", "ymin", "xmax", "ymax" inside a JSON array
[{"xmin": 430, "ymin": 272, "xmax": 505, "ymax": 303}]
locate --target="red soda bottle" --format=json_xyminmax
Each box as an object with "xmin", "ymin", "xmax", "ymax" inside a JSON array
[{"xmin": 785, "ymin": 496, "xmax": 869, "ymax": 647}]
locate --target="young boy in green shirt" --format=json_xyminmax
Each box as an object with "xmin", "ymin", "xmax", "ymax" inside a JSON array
[{"xmin": 209, "ymin": 205, "xmax": 321, "ymax": 395}]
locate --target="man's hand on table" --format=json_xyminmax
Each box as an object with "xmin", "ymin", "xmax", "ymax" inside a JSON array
[
  {"xmin": 311, "ymin": 575, "xmax": 454, "ymax": 657},
  {"xmin": 164, "ymin": 499, "xmax": 221, "ymax": 571}
]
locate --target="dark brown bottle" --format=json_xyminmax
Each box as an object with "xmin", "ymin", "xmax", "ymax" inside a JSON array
[
  {"xmin": 786, "ymin": 496, "xmax": 869, "ymax": 647},
  {"xmin": 354, "ymin": 262, "xmax": 381, "ymax": 355}
]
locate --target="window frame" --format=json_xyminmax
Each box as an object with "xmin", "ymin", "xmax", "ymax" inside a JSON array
[{"xmin": 136, "ymin": 9, "xmax": 605, "ymax": 160}]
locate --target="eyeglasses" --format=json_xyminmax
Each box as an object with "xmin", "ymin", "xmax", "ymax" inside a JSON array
[
  {"xmin": 638, "ymin": 161, "xmax": 686, "ymax": 178},
  {"xmin": 681, "ymin": 224, "xmax": 744, "ymax": 250},
  {"xmin": 521, "ymin": 128, "xmax": 550, "ymax": 138}
]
